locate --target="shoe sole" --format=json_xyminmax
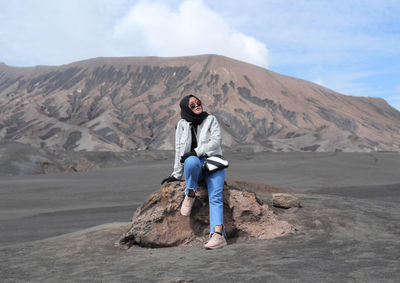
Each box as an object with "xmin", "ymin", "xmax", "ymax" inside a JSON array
[{"xmin": 205, "ymin": 242, "xmax": 227, "ymax": 250}]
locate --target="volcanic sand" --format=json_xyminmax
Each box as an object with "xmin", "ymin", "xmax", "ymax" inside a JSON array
[{"xmin": 1, "ymin": 152, "xmax": 399, "ymax": 282}]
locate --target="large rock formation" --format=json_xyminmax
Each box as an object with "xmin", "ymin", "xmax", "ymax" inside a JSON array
[
  {"xmin": 1, "ymin": 55, "xmax": 400, "ymax": 152},
  {"xmin": 117, "ymin": 180, "xmax": 295, "ymax": 248}
]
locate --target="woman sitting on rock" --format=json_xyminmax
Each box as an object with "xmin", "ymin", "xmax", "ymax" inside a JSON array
[{"xmin": 161, "ymin": 94, "xmax": 226, "ymax": 249}]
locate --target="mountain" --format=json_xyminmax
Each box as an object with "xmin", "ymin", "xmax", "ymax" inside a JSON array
[{"xmin": 1, "ymin": 55, "xmax": 400, "ymax": 152}]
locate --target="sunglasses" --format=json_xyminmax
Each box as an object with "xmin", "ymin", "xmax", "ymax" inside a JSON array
[{"xmin": 189, "ymin": 100, "xmax": 202, "ymax": 109}]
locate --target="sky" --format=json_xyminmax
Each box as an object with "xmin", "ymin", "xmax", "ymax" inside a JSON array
[{"xmin": 1, "ymin": 0, "xmax": 399, "ymax": 110}]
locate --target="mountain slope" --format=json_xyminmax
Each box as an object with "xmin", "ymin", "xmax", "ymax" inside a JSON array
[{"xmin": 1, "ymin": 55, "xmax": 399, "ymax": 152}]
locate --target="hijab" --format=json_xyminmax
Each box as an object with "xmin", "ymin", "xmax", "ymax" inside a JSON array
[{"xmin": 179, "ymin": 95, "xmax": 209, "ymax": 126}]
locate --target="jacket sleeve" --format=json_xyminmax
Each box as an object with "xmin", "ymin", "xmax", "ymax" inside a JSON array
[
  {"xmin": 195, "ymin": 115, "xmax": 222, "ymax": 157},
  {"xmin": 171, "ymin": 120, "xmax": 184, "ymax": 180}
]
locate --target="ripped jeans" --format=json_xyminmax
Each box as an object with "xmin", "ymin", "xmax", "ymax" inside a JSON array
[{"xmin": 184, "ymin": 155, "xmax": 226, "ymax": 238}]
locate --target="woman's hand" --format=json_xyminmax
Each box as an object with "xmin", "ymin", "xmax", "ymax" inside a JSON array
[
  {"xmin": 161, "ymin": 176, "xmax": 178, "ymax": 184},
  {"xmin": 180, "ymin": 151, "xmax": 197, "ymax": 163}
]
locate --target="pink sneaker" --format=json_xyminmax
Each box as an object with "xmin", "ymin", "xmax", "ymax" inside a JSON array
[
  {"xmin": 204, "ymin": 233, "xmax": 227, "ymax": 249},
  {"xmin": 180, "ymin": 195, "xmax": 195, "ymax": 216}
]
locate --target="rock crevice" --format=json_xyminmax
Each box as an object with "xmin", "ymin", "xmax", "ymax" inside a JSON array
[{"xmin": 118, "ymin": 180, "xmax": 295, "ymax": 248}]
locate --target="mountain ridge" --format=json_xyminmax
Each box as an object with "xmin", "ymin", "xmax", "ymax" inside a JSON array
[{"xmin": 1, "ymin": 54, "xmax": 399, "ymax": 152}]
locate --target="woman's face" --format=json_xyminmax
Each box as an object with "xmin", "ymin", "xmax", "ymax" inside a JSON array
[{"xmin": 188, "ymin": 96, "xmax": 203, "ymax": 115}]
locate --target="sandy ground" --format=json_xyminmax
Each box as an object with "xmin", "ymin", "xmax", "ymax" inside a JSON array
[{"xmin": 0, "ymin": 152, "xmax": 399, "ymax": 282}]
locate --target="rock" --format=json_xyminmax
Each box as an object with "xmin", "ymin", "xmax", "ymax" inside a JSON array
[
  {"xmin": 272, "ymin": 193, "xmax": 301, "ymax": 209},
  {"xmin": 118, "ymin": 180, "xmax": 294, "ymax": 248}
]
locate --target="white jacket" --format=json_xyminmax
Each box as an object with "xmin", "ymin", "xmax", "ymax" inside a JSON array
[{"xmin": 171, "ymin": 115, "xmax": 223, "ymax": 180}]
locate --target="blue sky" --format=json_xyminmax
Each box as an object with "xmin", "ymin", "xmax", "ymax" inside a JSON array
[{"xmin": 1, "ymin": 0, "xmax": 399, "ymax": 110}]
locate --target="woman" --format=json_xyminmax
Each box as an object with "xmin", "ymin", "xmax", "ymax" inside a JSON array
[{"xmin": 161, "ymin": 94, "xmax": 227, "ymax": 249}]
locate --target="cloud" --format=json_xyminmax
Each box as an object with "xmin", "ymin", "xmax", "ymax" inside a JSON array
[
  {"xmin": 0, "ymin": 0, "xmax": 131, "ymax": 66},
  {"xmin": 212, "ymin": 1, "xmax": 400, "ymax": 68},
  {"xmin": 112, "ymin": 0, "xmax": 268, "ymax": 67},
  {"xmin": 0, "ymin": 0, "xmax": 269, "ymax": 67}
]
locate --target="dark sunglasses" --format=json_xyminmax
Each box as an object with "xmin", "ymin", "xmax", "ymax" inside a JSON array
[{"xmin": 189, "ymin": 100, "xmax": 202, "ymax": 109}]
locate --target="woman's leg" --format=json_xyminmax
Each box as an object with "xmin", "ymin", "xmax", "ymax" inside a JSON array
[
  {"xmin": 181, "ymin": 156, "xmax": 203, "ymax": 216},
  {"xmin": 205, "ymin": 169, "xmax": 226, "ymax": 237},
  {"xmin": 183, "ymin": 155, "xmax": 202, "ymax": 195}
]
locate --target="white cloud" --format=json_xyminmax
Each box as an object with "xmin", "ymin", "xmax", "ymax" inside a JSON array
[
  {"xmin": 0, "ymin": 0, "xmax": 133, "ymax": 66},
  {"xmin": 212, "ymin": 1, "xmax": 400, "ymax": 68},
  {"xmin": 112, "ymin": 0, "xmax": 268, "ymax": 67}
]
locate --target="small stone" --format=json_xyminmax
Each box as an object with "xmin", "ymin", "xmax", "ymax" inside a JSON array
[{"xmin": 272, "ymin": 193, "xmax": 301, "ymax": 209}]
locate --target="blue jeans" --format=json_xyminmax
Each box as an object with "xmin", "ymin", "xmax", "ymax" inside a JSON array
[{"xmin": 184, "ymin": 156, "xmax": 226, "ymax": 238}]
